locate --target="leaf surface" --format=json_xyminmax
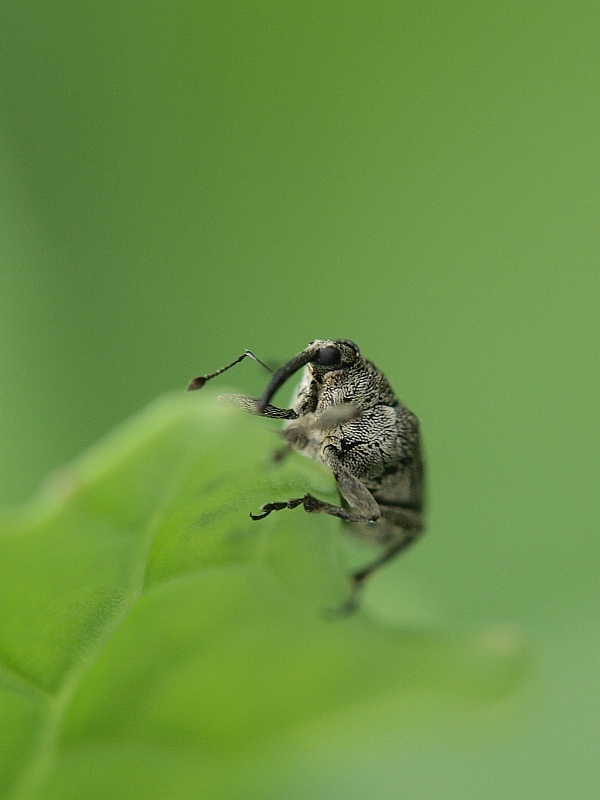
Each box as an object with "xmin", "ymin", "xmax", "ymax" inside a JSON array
[{"xmin": 0, "ymin": 394, "xmax": 527, "ymax": 800}]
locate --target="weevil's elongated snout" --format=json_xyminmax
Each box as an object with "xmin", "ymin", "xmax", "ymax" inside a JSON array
[{"xmin": 256, "ymin": 345, "xmax": 320, "ymax": 412}]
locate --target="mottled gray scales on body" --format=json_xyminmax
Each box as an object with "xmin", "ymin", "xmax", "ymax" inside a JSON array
[{"xmin": 187, "ymin": 338, "xmax": 425, "ymax": 615}]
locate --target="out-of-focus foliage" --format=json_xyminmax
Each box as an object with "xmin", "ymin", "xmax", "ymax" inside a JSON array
[{"xmin": 0, "ymin": 395, "xmax": 527, "ymax": 799}]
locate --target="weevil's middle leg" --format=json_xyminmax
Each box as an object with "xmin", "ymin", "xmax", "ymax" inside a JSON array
[
  {"xmin": 250, "ymin": 493, "xmax": 378, "ymax": 522},
  {"xmin": 271, "ymin": 442, "xmax": 293, "ymax": 463},
  {"xmin": 250, "ymin": 495, "xmax": 307, "ymax": 520},
  {"xmin": 251, "ymin": 445, "xmax": 382, "ymax": 524}
]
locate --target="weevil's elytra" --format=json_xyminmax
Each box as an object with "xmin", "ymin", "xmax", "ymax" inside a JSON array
[{"xmin": 187, "ymin": 339, "xmax": 424, "ymax": 615}]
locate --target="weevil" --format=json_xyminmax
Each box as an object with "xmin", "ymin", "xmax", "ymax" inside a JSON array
[{"xmin": 187, "ymin": 339, "xmax": 424, "ymax": 614}]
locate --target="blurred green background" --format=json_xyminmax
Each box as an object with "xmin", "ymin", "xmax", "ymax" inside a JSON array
[{"xmin": 0, "ymin": 2, "xmax": 596, "ymax": 798}]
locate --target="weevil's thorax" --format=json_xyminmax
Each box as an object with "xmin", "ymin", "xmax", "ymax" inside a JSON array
[
  {"xmin": 311, "ymin": 357, "xmax": 397, "ymax": 413},
  {"xmin": 283, "ymin": 354, "xmax": 398, "ymax": 457},
  {"xmin": 286, "ymin": 350, "xmax": 397, "ymax": 419}
]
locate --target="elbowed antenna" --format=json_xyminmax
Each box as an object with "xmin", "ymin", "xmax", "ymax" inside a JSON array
[
  {"xmin": 187, "ymin": 350, "xmax": 271, "ymax": 391},
  {"xmin": 256, "ymin": 344, "xmax": 319, "ymax": 411}
]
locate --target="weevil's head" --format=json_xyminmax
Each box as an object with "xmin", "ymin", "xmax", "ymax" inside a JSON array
[
  {"xmin": 307, "ymin": 339, "xmax": 360, "ymax": 372},
  {"xmin": 256, "ymin": 339, "xmax": 361, "ymax": 411}
]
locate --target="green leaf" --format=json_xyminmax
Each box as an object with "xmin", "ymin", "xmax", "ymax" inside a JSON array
[{"xmin": 0, "ymin": 394, "xmax": 528, "ymax": 800}]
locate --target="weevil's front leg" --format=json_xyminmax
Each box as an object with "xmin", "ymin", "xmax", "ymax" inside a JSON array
[
  {"xmin": 219, "ymin": 394, "xmax": 298, "ymax": 463},
  {"xmin": 219, "ymin": 394, "xmax": 298, "ymax": 420},
  {"xmin": 313, "ymin": 403, "xmax": 361, "ymax": 429}
]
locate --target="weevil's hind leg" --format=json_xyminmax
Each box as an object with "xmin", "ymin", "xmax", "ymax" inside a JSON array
[
  {"xmin": 219, "ymin": 394, "xmax": 298, "ymax": 420},
  {"xmin": 332, "ymin": 506, "xmax": 424, "ymax": 617}
]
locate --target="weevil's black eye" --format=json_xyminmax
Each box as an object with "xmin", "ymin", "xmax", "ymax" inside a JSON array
[{"xmin": 315, "ymin": 346, "xmax": 341, "ymax": 366}]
